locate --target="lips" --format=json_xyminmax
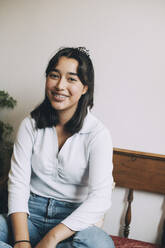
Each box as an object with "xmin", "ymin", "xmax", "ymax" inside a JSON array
[{"xmin": 51, "ymin": 91, "xmax": 69, "ymax": 101}]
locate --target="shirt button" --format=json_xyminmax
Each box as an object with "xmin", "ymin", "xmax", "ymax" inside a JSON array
[{"xmin": 57, "ymin": 167, "xmax": 62, "ymax": 174}]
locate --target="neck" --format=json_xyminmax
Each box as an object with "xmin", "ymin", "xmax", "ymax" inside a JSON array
[
  {"xmin": 58, "ymin": 113, "xmax": 70, "ymax": 126},
  {"xmin": 57, "ymin": 108, "xmax": 76, "ymax": 126}
]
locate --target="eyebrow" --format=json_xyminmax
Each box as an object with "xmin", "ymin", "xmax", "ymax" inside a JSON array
[
  {"xmin": 68, "ymin": 72, "xmax": 78, "ymax": 76},
  {"xmin": 51, "ymin": 69, "xmax": 78, "ymax": 76}
]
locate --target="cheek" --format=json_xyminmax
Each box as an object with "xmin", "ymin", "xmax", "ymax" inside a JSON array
[
  {"xmin": 45, "ymin": 81, "xmax": 55, "ymax": 96},
  {"xmin": 70, "ymin": 85, "xmax": 84, "ymax": 98},
  {"xmin": 46, "ymin": 80, "xmax": 52, "ymax": 89},
  {"xmin": 45, "ymin": 81, "xmax": 52, "ymax": 97}
]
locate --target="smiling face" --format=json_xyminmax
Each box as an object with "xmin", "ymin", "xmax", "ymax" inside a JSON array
[{"xmin": 46, "ymin": 56, "xmax": 88, "ymax": 120}]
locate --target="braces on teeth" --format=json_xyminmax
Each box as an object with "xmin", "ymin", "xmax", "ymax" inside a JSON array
[{"xmin": 54, "ymin": 93, "xmax": 66, "ymax": 98}]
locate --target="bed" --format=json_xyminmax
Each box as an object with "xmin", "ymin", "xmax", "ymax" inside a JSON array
[{"xmin": 111, "ymin": 148, "xmax": 165, "ymax": 248}]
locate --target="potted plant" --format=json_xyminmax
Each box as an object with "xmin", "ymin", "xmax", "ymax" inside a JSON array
[{"xmin": 0, "ymin": 90, "xmax": 17, "ymax": 213}]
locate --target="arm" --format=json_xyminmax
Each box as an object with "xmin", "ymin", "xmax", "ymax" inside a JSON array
[
  {"xmin": 10, "ymin": 212, "xmax": 31, "ymax": 248},
  {"xmin": 35, "ymin": 223, "xmax": 75, "ymax": 248},
  {"xmin": 8, "ymin": 117, "xmax": 35, "ymax": 246}
]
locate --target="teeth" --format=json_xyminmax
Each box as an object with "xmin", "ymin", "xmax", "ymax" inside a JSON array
[{"xmin": 54, "ymin": 93, "xmax": 66, "ymax": 99}]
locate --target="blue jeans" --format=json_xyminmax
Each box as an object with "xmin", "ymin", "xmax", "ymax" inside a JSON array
[{"xmin": 0, "ymin": 193, "xmax": 115, "ymax": 248}]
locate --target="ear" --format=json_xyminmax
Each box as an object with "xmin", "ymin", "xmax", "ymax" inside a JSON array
[{"xmin": 82, "ymin": 85, "xmax": 88, "ymax": 95}]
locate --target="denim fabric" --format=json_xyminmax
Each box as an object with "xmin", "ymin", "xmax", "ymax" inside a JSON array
[
  {"xmin": 0, "ymin": 193, "xmax": 114, "ymax": 248},
  {"xmin": 0, "ymin": 214, "xmax": 12, "ymax": 248}
]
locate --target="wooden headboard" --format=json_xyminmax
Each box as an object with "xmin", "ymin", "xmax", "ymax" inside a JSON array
[{"xmin": 112, "ymin": 148, "xmax": 165, "ymax": 238}]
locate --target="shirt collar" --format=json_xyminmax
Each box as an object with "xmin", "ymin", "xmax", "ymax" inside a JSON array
[{"xmin": 79, "ymin": 111, "xmax": 97, "ymax": 134}]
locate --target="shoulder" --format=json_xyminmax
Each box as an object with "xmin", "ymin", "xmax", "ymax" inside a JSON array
[
  {"xmin": 80, "ymin": 112, "xmax": 112, "ymax": 145},
  {"xmin": 80, "ymin": 112, "xmax": 110, "ymax": 134},
  {"xmin": 19, "ymin": 115, "xmax": 36, "ymax": 130},
  {"xmin": 16, "ymin": 115, "xmax": 37, "ymax": 139}
]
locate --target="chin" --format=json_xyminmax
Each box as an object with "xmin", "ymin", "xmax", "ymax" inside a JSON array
[{"xmin": 50, "ymin": 102, "xmax": 65, "ymax": 111}]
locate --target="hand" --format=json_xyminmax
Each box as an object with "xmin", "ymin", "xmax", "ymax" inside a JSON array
[{"xmin": 35, "ymin": 231, "xmax": 57, "ymax": 248}]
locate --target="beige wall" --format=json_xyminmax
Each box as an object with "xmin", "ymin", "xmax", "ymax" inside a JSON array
[{"xmin": 1, "ymin": 0, "xmax": 165, "ymax": 244}]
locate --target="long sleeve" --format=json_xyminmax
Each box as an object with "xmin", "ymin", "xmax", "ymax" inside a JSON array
[
  {"xmin": 61, "ymin": 128, "xmax": 113, "ymax": 231},
  {"xmin": 8, "ymin": 117, "xmax": 36, "ymax": 215},
  {"xmin": 8, "ymin": 112, "xmax": 113, "ymax": 231}
]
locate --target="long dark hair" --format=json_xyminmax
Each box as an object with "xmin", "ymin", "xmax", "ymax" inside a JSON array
[{"xmin": 31, "ymin": 47, "xmax": 94, "ymax": 134}]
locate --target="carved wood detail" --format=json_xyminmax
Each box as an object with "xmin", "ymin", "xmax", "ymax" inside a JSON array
[
  {"xmin": 124, "ymin": 189, "xmax": 134, "ymax": 238},
  {"xmin": 113, "ymin": 148, "xmax": 165, "ymax": 240}
]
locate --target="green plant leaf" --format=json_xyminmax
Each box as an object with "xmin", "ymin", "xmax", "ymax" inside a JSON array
[
  {"xmin": 0, "ymin": 90, "xmax": 17, "ymax": 179},
  {"xmin": 0, "ymin": 90, "xmax": 17, "ymax": 109}
]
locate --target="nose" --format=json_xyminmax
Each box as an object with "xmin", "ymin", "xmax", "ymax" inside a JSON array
[{"xmin": 55, "ymin": 76, "xmax": 66, "ymax": 90}]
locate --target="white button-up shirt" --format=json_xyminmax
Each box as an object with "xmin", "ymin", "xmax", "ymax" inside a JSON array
[{"xmin": 8, "ymin": 112, "xmax": 113, "ymax": 231}]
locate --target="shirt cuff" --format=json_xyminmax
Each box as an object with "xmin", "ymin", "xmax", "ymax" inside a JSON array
[{"xmin": 61, "ymin": 217, "xmax": 92, "ymax": 231}]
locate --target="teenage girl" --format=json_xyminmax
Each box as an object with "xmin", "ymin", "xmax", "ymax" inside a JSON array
[{"xmin": 0, "ymin": 47, "xmax": 115, "ymax": 248}]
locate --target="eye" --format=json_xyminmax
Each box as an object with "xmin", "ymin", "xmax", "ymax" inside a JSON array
[
  {"xmin": 68, "ymin": 77, "xmax": 77, "ymax": 82},
  {"xmin": 49, "ymin": 73, "xmax": 59, "ymax": 79}
]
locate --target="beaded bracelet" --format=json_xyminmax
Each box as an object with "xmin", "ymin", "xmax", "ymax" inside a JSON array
[{"xmin": 14, "ymin": 240, "xmax": 31, "ymax": 245}]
